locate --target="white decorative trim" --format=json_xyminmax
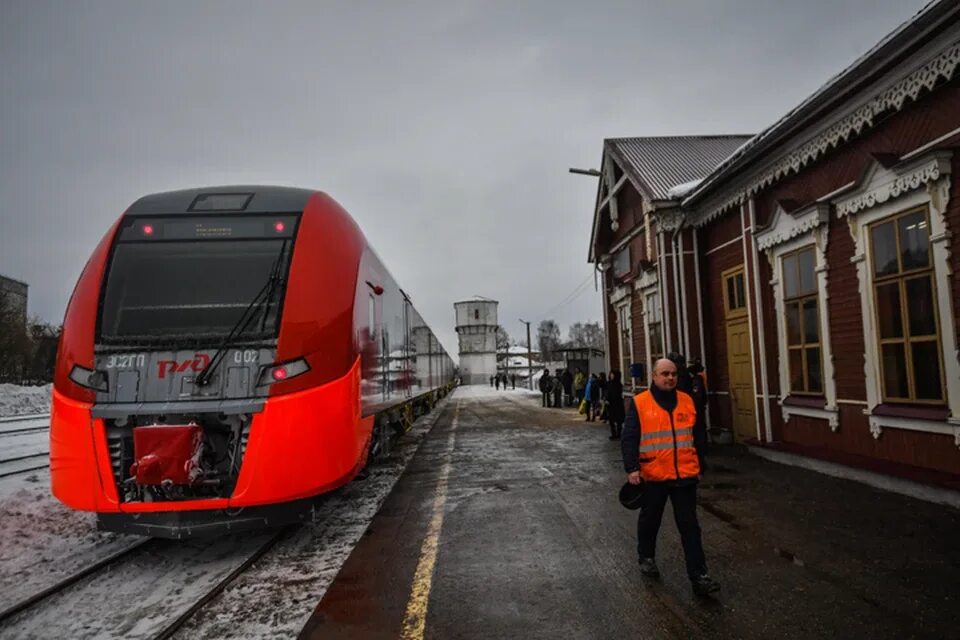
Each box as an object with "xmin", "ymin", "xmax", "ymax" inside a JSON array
[
  {"xmin": 692, "ymin": 41, "xmax": 960, "ymax": 228},
  {"xmin": 839, "ymin": 150, "xmax": 959, "ymax": 437},
  {"xmin": 780, "ymin": 404, "xmax": 840, "ymax": 432},
  {"xmin": 866, "ymin": 412, "xmax": 960, "ymax": 446},
  {"xmin": 609, "ymin": 284, "xmax": 631, "ymax": 305},
  {"xmin": 765, "ymin": 204, "xmax": 838, "ymax": 431},
  {"xmin": 756, "ymin": 202, "xmax": 829, "ymax": 251},
  {"xmin": 657, "ymin": 209, "xmax": 684, "ymax": 233},
  {"xmin": 836, "ymin": 155, "xmax": 950, "ymax": 218}
]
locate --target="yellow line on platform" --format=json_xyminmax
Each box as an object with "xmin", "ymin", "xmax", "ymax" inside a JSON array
[{"xmin": 399, "ymin": 400, "xmax": 460, "ymax": 640}]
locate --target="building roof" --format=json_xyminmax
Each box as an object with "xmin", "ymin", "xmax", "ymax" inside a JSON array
[
  {"xmin": 606, "ymin": 136, "xmax": 753, "ymax": 201},
  {"xmin": 683, "ymin": 0, "xmax": 960, "ymax": 207}
]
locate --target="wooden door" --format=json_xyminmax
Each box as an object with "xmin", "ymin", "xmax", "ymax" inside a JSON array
[
  {"xmin": 725, "ymin": 318, "xmax": 756, "ymax": 441},
  {"xmin": 722, "ymin": 266, "xmax": 756, "ymax": 441}
]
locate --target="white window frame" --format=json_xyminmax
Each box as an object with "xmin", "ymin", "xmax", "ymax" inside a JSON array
[
  {"xmin": 610, "ymin": 284, "xmax": 633, "ymax": 390},
  {"xmin": 834, "ymin": 150, "xmax": 960, "ymax": 445},
  {"xmin": 757, "ymin": 202, "xmax": 838, "ymax": 430},
  {"xmin": 634, "ymin": 268, "xmax": 660, "ymax": 390}
]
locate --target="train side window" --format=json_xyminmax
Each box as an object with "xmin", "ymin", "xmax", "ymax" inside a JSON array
[{"xmin": 368, "ymin": 295, "xmax": 376, "ymax": 339}]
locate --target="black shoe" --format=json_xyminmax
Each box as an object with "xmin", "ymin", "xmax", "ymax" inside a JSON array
[
  {"xmin": 608, "ymin": 434, "xmax": 619, "ymax": 440},
  {"xmin": 691, "ymin": 574, "xmax": 720, "ymax": 596},
  {"xmin": 638, "ymin": 558, "xmax": 660, "ymax": 578}
]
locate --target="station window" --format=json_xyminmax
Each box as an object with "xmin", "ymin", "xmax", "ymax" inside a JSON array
[
  {"xmin": 782, "ymin": 246, "xmax": 821, "ymax": 394},
  {"xmin": 724, "ymin": 270, "xmax": 747, "ymax": 316},
  {"xmin": 646, "ymin": 292, "xmax": 663, "ymax": 362},
  {"xmin": 869, "ymin": 207, "xmax": 944, "ymax": 403},
  {"xmin": 613, "ymin": 246, "xmax": 631, "ymax": 278}
]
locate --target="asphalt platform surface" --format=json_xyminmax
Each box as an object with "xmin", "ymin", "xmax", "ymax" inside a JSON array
[{"xmin": 299, "ymin": 385, "xmax": 960, "ymax": 639}]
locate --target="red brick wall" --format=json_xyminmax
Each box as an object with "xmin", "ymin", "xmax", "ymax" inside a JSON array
[
  {"xmin": 783, "ymin": 408, "xmax": 960, "ymax": 475},
  {"xmin": 699, "ymin": 214, "xmax": 746, "ymax": 430},
  {"xmin": 745, "ymin": 80, "xmax": 960, "ymax": 471}
]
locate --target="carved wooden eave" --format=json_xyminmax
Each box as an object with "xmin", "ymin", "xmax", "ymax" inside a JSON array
[
  {"xmin": 834, "ymin": 151, "xmax": 952, "ymax": 219},
  {"xmin": 690, "ymin": 39, "xmax": 960, "ymax": 229},
  {"xmin": 755, "ymin": 202, "xmax": 830, "ymax": 251}
]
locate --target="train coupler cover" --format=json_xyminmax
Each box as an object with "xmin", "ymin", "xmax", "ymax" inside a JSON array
[{"xmin": 129, "ymin": 424, "xmax": 203, "ymax": 486}]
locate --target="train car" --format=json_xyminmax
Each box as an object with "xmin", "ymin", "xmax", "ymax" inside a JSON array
[{"xmin": 50, "ymin": 186, "xmax": 455, "ymax": 537}]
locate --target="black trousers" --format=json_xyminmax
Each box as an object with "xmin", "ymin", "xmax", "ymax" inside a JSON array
[
  {"xmin": 637, "ymin": 481, "xmax": 707, "ymax": 580},
  {"xmin": 542, "ymin": 391, "xmax": 551, "ymax": 407}
]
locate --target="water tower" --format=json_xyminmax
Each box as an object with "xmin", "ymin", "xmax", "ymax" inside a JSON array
[{"xmin": 454, "ymin": 297, "xmax": 498, "ymax": 385}]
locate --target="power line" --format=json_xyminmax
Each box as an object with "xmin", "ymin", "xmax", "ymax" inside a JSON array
[{"xmin": 540, "ymin": 272, "xmax": 594, "ymax": 319}]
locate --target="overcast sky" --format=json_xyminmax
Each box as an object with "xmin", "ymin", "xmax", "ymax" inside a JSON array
[{"xmin": 0, "ymin": 0, "xmax": 930, "ymax": 358}]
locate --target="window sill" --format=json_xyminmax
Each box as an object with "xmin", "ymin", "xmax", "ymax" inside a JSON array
[
  {"xmin": 870, "ymin": 403, "xmax": 949, "ymax": 422},
  {"xmin": 782, "ymin": 395, "xmax": 826, "ymax": 409},
  {"xmin": 779, "ymin": 398, "xmax": 839, "ymax": 432}
]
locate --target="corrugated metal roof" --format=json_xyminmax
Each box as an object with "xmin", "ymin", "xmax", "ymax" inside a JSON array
[{"xmin": 605, "ymin": 136, "xmax": 753, "ymax": 201}]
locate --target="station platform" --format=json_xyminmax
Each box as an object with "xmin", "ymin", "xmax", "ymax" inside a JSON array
[{"xmin": 299, "ymin": 385, "xmax": 960, "ymax": 639}]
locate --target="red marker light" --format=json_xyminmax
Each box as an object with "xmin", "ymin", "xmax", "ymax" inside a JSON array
[
  {"xmin": 274, "ymin": 221, "xmax": 285, "ymax": 233},
  {"xmin": 271, "ymin": 366, "xmax": 288, "ymax": 381},
  {"xmin": 143, "ymin": 224, "xmax": 154, "ymax": 235}
]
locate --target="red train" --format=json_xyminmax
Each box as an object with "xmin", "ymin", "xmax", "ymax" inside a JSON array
[{"xmin": 51, "ymin": 186, "xmax": 455, "ymax": 537}]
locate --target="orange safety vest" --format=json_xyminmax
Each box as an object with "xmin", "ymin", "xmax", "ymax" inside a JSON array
[{"xmin": 633, "ymin": 390, "xmax": 700, "ymax": 482}]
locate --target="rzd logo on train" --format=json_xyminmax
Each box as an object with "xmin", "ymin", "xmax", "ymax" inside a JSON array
[{"xmin": 157, "ymin": 354, "xmax": 211, "ymax": 379}]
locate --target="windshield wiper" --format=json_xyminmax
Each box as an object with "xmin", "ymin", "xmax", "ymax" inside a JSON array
[{"xmin": 195, "ymin": 242, "xmax": 288, "ymax": 386}]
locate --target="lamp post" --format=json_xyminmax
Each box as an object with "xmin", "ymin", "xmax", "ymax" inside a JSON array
[{"xmin": 519, "ymin": 318, "xmax": 533, "ymax": 390}]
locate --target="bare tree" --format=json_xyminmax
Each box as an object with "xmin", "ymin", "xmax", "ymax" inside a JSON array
[
  {"xmin": 0, "ymin": 289, "xmax": 31, "ymax": 383},
  {"xmin": 536, "ymin": 319, "xmax": 561, "ymax": 362},
  {"xmin": 568, "ymin": 321, "xmax": 605, "ymax": 350},
  {"xmin": 496, "ymin": 325, "xmax": 511, "ymax": 352}
]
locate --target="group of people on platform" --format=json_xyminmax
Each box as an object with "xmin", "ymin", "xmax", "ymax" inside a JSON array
[
  {"xmin": 489, "ymin": 373, "xmax": 516, "ymax": 390},
  {"xmin": 536, "ymin": 366, "xmax": 626, "ymax": 440}
]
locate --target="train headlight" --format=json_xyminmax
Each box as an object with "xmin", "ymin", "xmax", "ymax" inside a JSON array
[
  {"xmin": 69, "ymin": 364, "xmax": 109, "ymax": 392},
  {"xmin": 257, "ymin": 358, "xmax": 310, "ymax": 387}
]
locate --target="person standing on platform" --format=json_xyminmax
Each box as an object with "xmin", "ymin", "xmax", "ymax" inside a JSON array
[
  {"xmin": 553, "ymin": 368, "xmax": 563, "ymax": 408},
  {"xmin": 584, "ymin": 374, "xmax": 598, "ymax": 421},
  {"xmin": 561, "ymin": 368, "xmax": 573, "ymax": 407},
  {"xmin": 573, "ymin": 368, "xmax": 586, "ymax": 409},
  {"xmin": 606, "ymin": 370, "xmax": 624, "ymax": 440},
  {"xmin": 620, "ymin": 358, "xmax": 719, "ymax": 596},
  {"xmin": 511, "ymin": 373, "xmax": 516, "ymax": 389},
  {"xmin": 539, "ymin": 368, "xmax": 552, "ymax": 407},
  {"xmin": 490, "ymin": 375, "xmax": 494, "ymax": 388}
]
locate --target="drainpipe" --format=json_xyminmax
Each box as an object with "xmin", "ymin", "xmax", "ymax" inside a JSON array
[
  {"xmin": 673, "ymin": 225, "xmax": 690, "ymax": 358},
  {"xmin": 693, "ymin": 226, "xmax": 711, "ymax": 429},
  {"xmin": 657, "ymin": 232, "xmax": 673, "ymax": 352},
  {"xmin": 598, "ymin": 263, "xmax": 612, "ymax": 374},
  {"xmin": 748, "ymin": 198, "xmax": 772, "ymax": 442}
]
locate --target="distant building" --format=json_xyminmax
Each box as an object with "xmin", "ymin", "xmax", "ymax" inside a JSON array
[
  {"xmin": 454, "ymin": 297, "xmax": 498, "ymax": 385},
  {"xmin": 0, "ymin": 274, "xmax": 28, "ymax": 332}
]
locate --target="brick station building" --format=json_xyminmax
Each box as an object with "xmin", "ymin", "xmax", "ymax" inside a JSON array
[{"xmin": 589, "ymin": 1, "xmax": 960, "ymax": 484}]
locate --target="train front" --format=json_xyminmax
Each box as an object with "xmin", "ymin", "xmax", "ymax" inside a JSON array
[{"xmin": 50, "ymin": 187, "xmax": 370, "ymax": 537}]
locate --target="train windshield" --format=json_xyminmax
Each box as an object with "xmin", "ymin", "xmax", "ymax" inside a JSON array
[{"xmin": 98, "ymin": 215, "xmax": 298, "ymax": 344}]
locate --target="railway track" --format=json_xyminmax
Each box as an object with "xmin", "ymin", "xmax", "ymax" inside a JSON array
[
  {"xmin": 0, "ymin": 415, "xmax": 50, "ymax": 478},
  {"xmin": 0, "ymin": 526, "xmax": 292, "ymax": 639}
]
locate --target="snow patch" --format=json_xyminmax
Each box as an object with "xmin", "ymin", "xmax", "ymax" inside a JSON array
[
  {"xmin": 667, "ymin": 178, "xmax": 703, "ymax": 199},
  {"xmin": 0, "ymin": 384, "xmax": 52, "ymax": 417}
]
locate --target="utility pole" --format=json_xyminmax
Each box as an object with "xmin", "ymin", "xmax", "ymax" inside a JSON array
[{"xmin": 519, "ymin": 318, "xmax": 533, "ymax": 390}]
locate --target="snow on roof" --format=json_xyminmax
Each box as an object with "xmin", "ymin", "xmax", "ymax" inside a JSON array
[{"xmin": 667, "ymin": 178, "xmax": 703, "ymax": 199}]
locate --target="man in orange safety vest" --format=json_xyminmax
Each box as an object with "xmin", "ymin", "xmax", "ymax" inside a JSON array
[{"xmin": 620, "ymin": 357, "xmax": 720, "ymax": 596}]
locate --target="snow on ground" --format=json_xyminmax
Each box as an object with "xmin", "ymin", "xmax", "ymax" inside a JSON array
[
  {"xmin": 452, "ymin": 384, "xmax": 540, "ymax": 400},
  {"xmin": 0, "ymin": 472, "xmax": 143, "ymax": 615},
  {"xmin": 177, "ymin": 393, "xmax": 466, "ymax": 639},
  {"xmin": 0, "ymin": 384, "xmax": 53, "ymax": 418}
]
